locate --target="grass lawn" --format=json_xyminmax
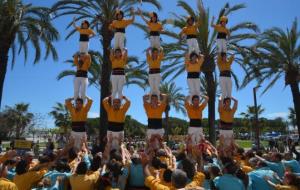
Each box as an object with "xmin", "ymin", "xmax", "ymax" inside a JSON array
[{"xmin": 236, "ymin": 140, "xmax": 268, "ymax": 148}]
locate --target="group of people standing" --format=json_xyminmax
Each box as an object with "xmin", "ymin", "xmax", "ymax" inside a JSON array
[{"xmin": 64, "ymin": 8, "xmax": 239, "ymax": 158}]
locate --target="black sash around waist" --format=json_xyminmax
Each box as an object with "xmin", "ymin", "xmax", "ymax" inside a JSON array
[
  {"xmin": 71, "ymin": 121, "xmax": 86, "ymax": 132},
  {"xmin": 108, "ymin": 122, "xmax": 125, "ymax": 132},
  {"xmin": 150, "ymin": 31, "xmax": 160, "ymax": 36},
  {"xmin": 149, "ymin": 68, "xmax": 161, "ymax": 74},
  {"xmin": 148, "ymin": 118, "xmax": 163, "ymax": 129},
  {"xmin": 187, "ymin": 34, "xmax": 197, "ymax": 39},
  {"xmin": 187, "ymin": 72, "xmax": 200, "ymax": 79},
  {"xmin": 189, "ymin": 119, "xmax": 202, "ymax": 127},
  {"xmin": 76, "ymin": 70, "xmax": 88, "ymax": 78},
  {"xmin": 220, "ymin": 70, "xmax": 231, "ymax": 77},
  {"xmin": 217, "ymin": 32, "xmax": 227, "ymax": 39},
  {"xmin": 112, "ymin": 68, "xmax": 125, "ymax": 75},
  {"xmin": 116, "ymin": 28, "xmax": 125, "ymax": 33},
  {"xmin": 219, "ymin": 120, "xmax": 233, "ymax": 130},
  {"xmin": 79, "ymin": 34, "xmax": 89, "ymax": 41}
]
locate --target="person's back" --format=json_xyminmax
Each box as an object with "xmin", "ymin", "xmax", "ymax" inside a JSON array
[
  {"xmin": 248, "ymin": 167, "xmax": 277, "ymax": 190},
  {"xmin": 283, "ymin": 159, "xmax": 300, "ymax": 173},
  {"xmin": 128, "ymin": 163, "xmax": 145, "ymax": 188},
  {"xmin": 213, "ymin": 174, "xmax": 245, "ymax": 190},
  {"xmin": 70, "ymin": 172, "xmax": 99, "ymax": 190},
  {"xmin": 0, "ymin": 177, "xmax": 18, "ymax": 190}
]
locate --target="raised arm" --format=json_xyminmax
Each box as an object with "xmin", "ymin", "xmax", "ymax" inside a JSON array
[
  {"xmin": 122, "ymin": 96, "xmax": 131, "ymax": 112},
  {"xmin": 160, "ymin": 93, "xmax": 168, "ymax": 104},
  {"xmin": 84, "ymin": 96, "xmax": 93, "ymax": 111},
  {"xmin": 123, "ymin": 49, "xmax": 128, "ymax": 61},
  {"xmin": 146, "ymin": 47, "xmax": 151, "ymax": 58},
  {"xmin": 143, "ymin": 94, "xmax": 150, "ymax": 104},
  {"xmin": 130, "ymin": 8, "xmax": 135, "ymax": 22},
  {"xmin": 138, "ymin": 8, "xmax": 148, "ymax": 23},
  {"xmin": 185, "ymin": 95, "xmax": 191, "ymax": 104},
  {"xmin": 231, "ymin": 97, "xmax": 238, "ymax": 113},
  {"xmin": 228, "ymin": 54, "xmax": 235, "ymax": 65},
  {"xmin": 200, "ymin": 95, "xmax": 209, "ymax": 107},
  {"xmin": 218, "ymin": 98, "xmax": 222, "ymax": 113},
  {"xmin": 65, "ymin": 98, "xmax": 74, "ymax": 111}
]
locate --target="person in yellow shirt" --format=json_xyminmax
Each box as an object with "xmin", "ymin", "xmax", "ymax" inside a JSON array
[
  {"xmin": 109, "ymin": 8, "xmax": 135, "ymax": 50},
  {"xmin": 73, "ymin": 52, "xmax": 92, "ymax": 100},
  {"xmin": 70, "ymin": 161, "xmax": 100, "ymax": 190},
  {"xmin": 184, "ymin": 95, "xmax": 209, "ymax": 145},
  {"xmin": 211, "ymin": 15, "xmax": 230, "ymax": 54},
  {"xmin": 0, "ymin": 164, "xmax": 18, "ymax": 190},
  {"xmin": 217, "ymin": 53, "xmax": 234, "ymax": 99},
  {"xmin": 65, "ymin": 96, "xmax": 93, "ymax": 151},
  {"xmin": 218, "ymin": 97, "xmax": 238, "ymax": 155},
  {"xmin": 180, "ymin": 16, "xmax": 201, "ymax": 54},
  {"xmin": 143, "ymin": 93, "xmax": 167, "ymax": 141},
  {"xmin": 72, "ymin": 17, "xmax": 95, "ymax": 53},
  {"xmin": 13, "ymin": 160, "xmax": 48, "ymax": 190},
  {"xmin": 103, "ymin": 95, "xmax": 131, "ymax": 150},
  {"xmin": 138, "ymin": 9, "xmax": 163, "ymax": 48},
  {"xmin": 110, "ymin": 48, "xmax": 128, "ymax": 101},
  {"xmin": 185, "ymin": 52, "xmax": 204, "ymax": 97},
  {"xmin": 146, "ymin": 47, "xmax": 164, "ymax": 97}
]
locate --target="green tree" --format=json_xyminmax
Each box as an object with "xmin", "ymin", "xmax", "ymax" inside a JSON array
[
  {"xmin": 49, "ymin": 102, "xmax": 71, "ymax": 135},
  {"xmin": 160, "ymin": 0, "xmax": 258, "ymax": 144},
  {"xmin": 288, "ymin": 107, "xmax": 297, "ymax": 129},
  {"xmin": 0, "ymin": 103, "xmax": 34, "ymax": 138},
  {"xmin": 160, "ymin": 82, "xmax": 185, "ymax": 141},
  {"xmin": 0, "ymin": 0, "xmax": 59, "ymax": 107},
  {"xmin": 243, "ymin": 18, "xmax": 300, "ymax": 137},
  {"xmin": 52, "ymin": 0, "xmax": 161, "ymax": 150}
]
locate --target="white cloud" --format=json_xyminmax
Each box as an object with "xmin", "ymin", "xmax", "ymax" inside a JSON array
[
  {"xmin": 88, "ymin": 112, "xmax": 99, "ymax": 118},
  {"xmin": 265, "ymin": 112, "xmax": 288, "ymax": 119}
]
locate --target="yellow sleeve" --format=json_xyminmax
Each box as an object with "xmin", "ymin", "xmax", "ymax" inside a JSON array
[
  {"xmin": 145, "ymin": 176, "xmax": 170, "ymax": 190},
  {"xmin": 86, "ymin": 55, "xmax": 92, "ymax": 68},
  {"xmin": 88, "ymin": 28, "xmax": 95, "ymax": 35},
  {"xmin": 160, "ymin": 103, "xmax": 167, "ymax": 112},
  {"xmin": 147, "ymin": 54, "xmax": 151, "ymax": 63},
  {"xmin": 102, "ymin": 98, "xmax": 110, "ymax": 112},
  {"xmin": 184, "ymin": 101, "xmax": 190, "ymax": 110},
  {"xmin": 214, "ymin": 25, "xmax": 222, "ymax": 32},
  {"xmin": 65, "ymin": 100, "xmax": 73, "ymax": 112},
  {"xmin": 144, "ymin": 103, "xmax": 150, "ymax": 112},
  {"xmin": 186, "ymin": 172, "xmax": 205, "ymax": 188},
  {"xmin": 84, "ymin": 99, "xmax": 93, "ymax": 112},
  {"xmin": 199, "ymin": 103, "xmax": 206, "ymax": 111},
  {"xmin": 88, "ymin": 171, "xmax": 100, "ymax": 183},
  {"xmin": 110, "ymin": 21, "xmax": 116, "ymax": 29},
  {"xmin": 124, "ymin": 19, "xmax": 133, "ymax": 26},
  {"xmin": 181, "ymin": 27, "xmax": 187, "ymax": 34},
  {"xmin": 0, "ymin": 154, "xmax": 8, "ymax": 163},
  {"xmin": 275, "ymin": 185, "xmax": 294, "ymax": 190},
  {"xmin": 228, "ymin": 55, "xmax": 234, "ymax": 65},
  {"xmin": 121, "ymin": 100, "xmax": 131, "ymax": 113},
  {"xmin": 28, "ymin": 170, "xmax": 47, "ymax": 184},
  {"xmin": 74, "ymin": 56, "xmax": 78, "ymax": 67},
  {"xmin": 158, "ymin": 52, "xmax": 164, "ymax": 61},
  {"xmin": 75, "ymin": 27, "xmax": 81, "ymax": 32}
]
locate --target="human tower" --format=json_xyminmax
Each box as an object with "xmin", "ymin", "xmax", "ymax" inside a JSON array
[{"xmin": 64, "ymin": 8, "xmax": 239, "ymax": 158}]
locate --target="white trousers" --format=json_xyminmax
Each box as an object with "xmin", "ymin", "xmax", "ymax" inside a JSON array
[
  {"xmin": 216, "ymin": 39, "xmax": 227, "ymax": 53},
  {"xmin": 188, "ymin": 127, "xmax": 204, "ymax": 145},
  {"xmin": 111, "ymin": 75, "xmax": 125, "ymax": 100},
  {"xmin": 187, "ymin": 78, "xmax": 201, "ymax": 97},
  {"xmin": 70, "ymin": 131, "xmax": 87, "ymax": 151},
  {"xmin": 219, "ymin": 130, "xmax": 234, "ymax": 147},
  {"xmin": 149, "ymin": 73, "xmax": 161, "ymax": 96},
  {"xmin": 74, "ymin": 77, "xmax": 88, "ymax": 99},
  {"xmin": 114, "ymin": 32, "xmax": 125, "ymax": 50},
  {"xmin": 79, "ymin": 42, "xmax": 89, "ymax": 53},
  {"xmin": 220, "ymin": 76, "xmax": 232, "ymax": 99},
  {"xmin": 150, "ymin": 36, "xmax": 161, "ymax": 49},
  {"xmin": 107, "ymin": 131, "xmax": 124, "ymax": 150},
  {"xmin": 187, "ymin": 38, "xmax": 200, "ymax": 54},
  {"xmin": 146, "ymin": 129, "xmax": 164, "ymax": 139}
]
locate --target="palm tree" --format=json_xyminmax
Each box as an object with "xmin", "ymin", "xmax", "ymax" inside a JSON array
[
  {"xmin": 240, "ymin": 104, "xmax": 265, "ymax": 119},
  {"xmin": 243, "ymin": 18, "xmax": 300, "ymax": 136},
  {"xmin": 160, "ymin": 82, "xmax": 185, "ymax": 141},
  {"xmin": 0, "ymin": 0, "xmax": 59, "ymax": 107},
  {"xmin": 51, "ymin": 0, "xmax": 161, "ymax": 150},
  {"xmin": 288, "ymin": 107, "xmax": 297, "ymax": 130},
  {"xmin": 159, "ymin": 0, "xmax": 259, "ymax": 144},
  {"xmin": 57, "ymin": 51, "xmax": 148, "ymax": 90},
  {"xmin": 49, "ymin": 102, "xmax": 71, "ymax": 135}
]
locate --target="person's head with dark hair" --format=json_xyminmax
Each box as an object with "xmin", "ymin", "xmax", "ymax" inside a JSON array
[
  {"xmin": 203, "ymin": 154, "xmax": 213, "ymax": 164},
  {"xmin": 55, "ymin": 160, "xmax": 71, "ymax": 173},
  {"xmin": 156, "ymin": 149, "xmax": 167, "ymax": 157},
  {"xmin": 255, "ymin": 150, "xmax": 263, "ymax": 157},
  {"xmin": 68, "ymin": 148, "xmax": 77, "ymax": 161},
  {"xmin": 150, "ymin": 12, "xmax": 158, "ymax": 23},
  {"xmin": 220, "ymin": 156, "xmax": 233, "ymax": 166},
  {"xmin": 181, "ymin": 158, "xmax": 195, "ymax": 180},
  {"xmin": 131, "ymin": 153, "xmax": 141, "ymax": 165},
  {"xmin": 75, "ymin": 98, "xmax": 84, "ymax": 110},
  {"xmin": 163, "ymin": 169, "xmax": 173, "ymax": 183},
  {"xmin": 189, "ymin": 52, "xmax": 199, "ymax": 62},
  {"xmin": 256, "ymin": 160, "xmax": 268, "ymax": 168},
  {"xmin": 245, "ymin": 150, "xmax": 255, "ymax": 159},
  {"xmin": 150, "ymin": 94, "xmax": 159, "ymax": 106},
  {"xmin": 171, "ymin": 169, "xmax": 188, "ymax": 189},
  {"xmin": 283, "ymin": 172, "xmax": 300, "ymax": 187},
  {"xmin": 223, "ymin": 161, "xmax": 238, "ymax": 175},
  {"xmin": 191, "ymin": 95, "xmax": 200, "ymax": 107},
  {"xmin": 90, "ymin": 154, "xmax": 102, "ymax": 172},
  {"xmin": 271, "ymin": 152, "xmax": 282, "ymax": 162},
  {"xmin": 38, "ymin": 155, "xmax": 50, "ymax": 164},
  {"xmin": 151, "ymin": 48, "xmax": 159, "ymax": 59},
  {"xmin": 108, "ymin": 159, "xmax": 123, "ymax": 178},
  {"xmin": 114, "ymin": 48, "xmax": 122, "ymax": 59},
  {"xmin": 16, "ymin": 160, "xmax": 28, "ymax": 175},
  {"xmin": 248, "ymin": 157, "xmax": 259, "ymax": 169},
  {"xmin": 116, "ymin": 10, "xmax": 124, "ymax": 20},
  {"xmin": 186, "ymin": 16, "xmax": 195, "ymax": 26},
  {"xmin": 209, "ymin": 165, "xmax": 221, "ymax": 179},
  {"xmin": 81, "ymin": 20, "xmax": 90, "ymax": 29},
  {"xmin": 160, "ymin": 162, "xmax": 168, "ymax": 170},
  {"xmin": 223, "ymin": 97, "xmax": 231, "ymax": 108},
  {"xmin": 110, "ymin": 150, "xmax": 122, "ymax": 162},
  {"xmin": 76, "ymin": 161, "xmax": 88, "ymax": 175},
  {"xmin": 151, "ymin": 157, "xmax": 161, "ymax": 170},
  {"xmin": 220, "ymin": 52, "xmax": 227, "ymax": 61},
  {"xmin": 176, "ymin": 152, "xmax": 187, "ymax": 162},
  {"xmin": 235, "ymin": 168, "xmax": 249, "ymax": 188}
]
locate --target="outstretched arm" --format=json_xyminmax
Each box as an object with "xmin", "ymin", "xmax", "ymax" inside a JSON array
[
  {"xmin": 130, "ymin": 8, "xmax": 135, "ymax": 22},
  {"xmin": 138, "ymin": 8, "xmax": 148, "ymax": 23}
]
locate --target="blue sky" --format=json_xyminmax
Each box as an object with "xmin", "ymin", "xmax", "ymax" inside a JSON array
[{"xmin": 3, "ymin": 0, "xmax": 299, "ymax": 127}]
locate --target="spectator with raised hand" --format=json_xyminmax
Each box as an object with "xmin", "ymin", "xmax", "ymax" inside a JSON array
[
  {"xmin": 256, "ymin": 152, "xmax": 285, "ymax": 178},
  {"xmin": 264, "ymin": 172, "xmax": 300, "ymax": 190},
  {"xmin": 0, "ymin": 163, "xmax": 18, "ymax": 190}
]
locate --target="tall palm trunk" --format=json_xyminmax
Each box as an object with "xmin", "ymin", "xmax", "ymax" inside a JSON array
[
  {"xmin": 204, "ymin": 71, "xmax": 216, "ymax": 145},
  {"xmin": 99, "ymin": 22, "xmax": 113, "ymax": 151},
  {"xmin": 290, "ymin": 82, "xmax": 300, "ymax": 137},
  {"xmin": 0, "ymin": 47, "xmax": 10, "ymax": 108},
  {"xmin": 165, "ymin": 104, "xmax": 170, "ymax": 143}
]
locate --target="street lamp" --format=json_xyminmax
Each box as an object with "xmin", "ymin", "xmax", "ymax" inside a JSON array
[{"xmin": 253, "ymin": 85, "xmax": 261, "ymax": 149}]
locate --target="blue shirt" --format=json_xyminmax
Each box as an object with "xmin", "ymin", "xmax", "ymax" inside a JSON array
[
  {"xmin": 7, "ymin": 168, "xmax": 16, "ymax": 181},
  {"xmin": 128, "ymin": 163, "xmax": 145, "ymax": 187},
  {"xmin": 264, "ymin": 161, "xmax": 285, "ymax": 178},
  {"xmin": 110, "ymin": 167, "xmax": 129, "ymax": 190},
  {"xmin": 44, "ymin": 170, "xmax": 71, "ymax": 190},
  {"xmin": 248, "ymin": 167, "xmax": 277, "ymax": 190},
  {"xmin": 283, "ymin": 160, "xmax": 300, "ymax": 173},
  {"xmin": 213, "ymin": 174, "xmax": 245, "ymax": 190}
]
